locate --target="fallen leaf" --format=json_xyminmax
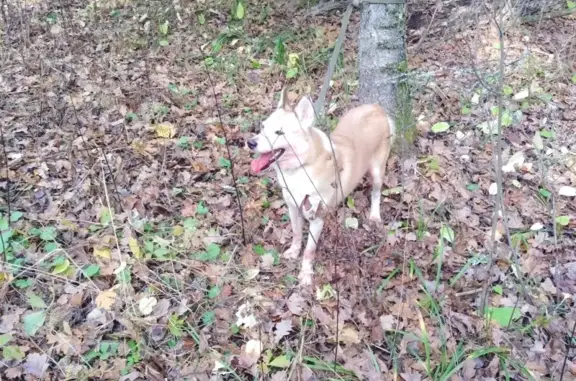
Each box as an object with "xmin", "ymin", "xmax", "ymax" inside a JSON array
[
  {"xmin": 380, "ymin": 314, "xmax": 396, "ymax": 331},
  {"xmin": 431, "ymin": 121, "xmax": 450, "ymax": 133},
  {"xmin": 540, "ymin": 278, "xmax": 556, "ymax": 293},
  {"xmin": 96, "ymin": 289, "xmax": 117, "ymax": 310},
  {"xmin": 502, "ymin": 151, "xmax": 525, "ymax": 173},
  {"xmin": 269, "ymin": 354, "xmax": 290, "ymax": 368},
  {"xmin": 489, "ymin": 182, "xmax": 498, "ymax": 195},
  {"xmin": 23, "ymin": 310, "xmax": 46, "ymax": 336},
  {"xmin": 154, "ymin": 123, "xmax": 176, "ymax": 138},
  {"xmin": 274, "ymin": 319, "xmax": 293, "ymax": 343},
  {"xmin": 339, "ymin": 326, "xmax": 360, "ymax": 344},
  {"xmin": 138, "ymin": 296, "xmax": 157, "ymax": 316},
  {"xmin": 558, "ymin": 186, "xmax": 576, "ymax": 197},
  {"xmin": 287, "ymin": 293, "xmax": 305, "ymax": 315},
  {"xmin": 532, "ymin": 131, "xmax": 544, "ymax": 150},
  {"xmin": 128, "ymin": 237, "xmax": 142, "ymax": 258},
  {"xmin": 23, "ymin": 353, "xmax": 48, "ymax": 377},
  {"xmin": 94, "ymin": 246, "xmax": 111, "ymax": 259}
]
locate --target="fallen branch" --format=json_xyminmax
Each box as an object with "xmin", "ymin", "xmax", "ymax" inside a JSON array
[{"xmin": 521, "ymin": 8, "xmax": 576, "ymax": 23}]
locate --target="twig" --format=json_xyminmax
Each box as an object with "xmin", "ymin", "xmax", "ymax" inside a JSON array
[
  {"xmin": 411, "ymin": 0, "xmax": 440, "ymax": 54},
  {"xmin": 521, "ymin": 8, "xmax": 576, "ymax": 23},
  {"xmin": 203, "ymin": 63, "xmax": 247, "ymax": 246},
  {"xmin": 0, "ymin": 122, "xmax": 11, "ymax": 261},
  {"xmin": 560, "ymin": 317, "xmax": 576, "ymax": 381}
]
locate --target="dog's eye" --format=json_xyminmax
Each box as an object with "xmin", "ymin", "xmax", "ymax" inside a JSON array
[{"xmin": 275, "ymin": 130, "xmax": 284, "ymax": 136}]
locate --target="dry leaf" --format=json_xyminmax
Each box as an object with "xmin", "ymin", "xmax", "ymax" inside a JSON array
[
  {"xmin": 274, "ymin": 319, "xmax": 293, "ymax": 344},
  {"xmin": 380, "ymin": 314, "xmax": 396, "ymax": 331},
  {"xmin": 96, "ymin": 289, "xmax": 117, "ymax": 310},
  {"xmin": 138, "ymin": 296, "xmax": 157, "ymax": 316},
  {"xmin": 23, "ymin": 353, "xmax": 48, "ymax": 377},
  {"xmin": 154, "ymin": 123, "xmax": 176, "ymax": 138},
  {"xmin": 94, "ymin": 247, "xmax": 111, "ymax": 259},
  {"xmin": 287, "ymin": 293, "xmax": 305, "ymax": 315},
  {"xmin": 128, "ymin": 237, "xmax": 142, "ymax": 259},
  {"xmin": 339, "ymin": 326, "xmax": 360, "ymax": 344},
  {"xmin": 558, "ymin": 186, "xmax": 576, "ymax": 197}
]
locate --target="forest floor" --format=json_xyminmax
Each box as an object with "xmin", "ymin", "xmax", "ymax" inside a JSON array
[{"xmin": 1, "ymin": 0, "xmax": 576, "ymax": 380}]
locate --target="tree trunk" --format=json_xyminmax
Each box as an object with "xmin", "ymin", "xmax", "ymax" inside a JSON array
[{"xmin": 358, "ymin": 3, "xmax": 414, "ymax": 145}]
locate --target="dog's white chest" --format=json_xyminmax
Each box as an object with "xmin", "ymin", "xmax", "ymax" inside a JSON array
[{"xmin": 274, "ymin": 165, "xmax": 333, "ymax": 219}]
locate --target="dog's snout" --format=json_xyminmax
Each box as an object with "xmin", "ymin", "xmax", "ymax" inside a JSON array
[{"xmin": 247, "ymin": 138, "xmax": 257, "ymax": 150}]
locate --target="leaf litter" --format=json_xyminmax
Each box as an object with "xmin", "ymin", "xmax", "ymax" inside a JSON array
[{"xmin": 0, "ymin": 0, "xmax": 575, "ymax": 380}]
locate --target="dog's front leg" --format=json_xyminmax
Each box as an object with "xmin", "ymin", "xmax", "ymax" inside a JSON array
[
  {"xmin": 283, "ymin": 202, "xmax": 304, "ymax": 259},
  {"xmin": 298, "ymin": 217, "xmax": 324, "ymax": 286}
]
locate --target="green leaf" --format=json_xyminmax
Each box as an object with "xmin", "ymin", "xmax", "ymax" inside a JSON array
[
  {"xmin": 269, "ymin": 354, "xmax": 291, "ymax": 368},
  {"xmin": 39, "ymin": 226, "xmax": 57, "ymax": 241},
  {"xmin": 183, "ymin": 218, "xmax": 199, "ymax": 230},
  {"xmin": 253, "ymin": 244, "xmax": 266, "ymax": 255},
  {"xmin": 568, "ymin": 0, "xmax": 576, "ymax": 9},
  {"xmin": 219, "ymin": 157, "xmax": 231, "ymax": 168},
  {"xmin": 492, "ymin": 285, "xmax": 503, "ymax": 295},
  {"xmin": 3, "ymin": 345, "xmax": 25, "ymax": 361},
  {"xmin": 159, "ymin": 20, "xmax": 169, "ymax": 36},
  {"xmin": 44, "ymin": 241, "xmax": 58, "ymax": 253},
  {"xmin": 538, "ymin": 188, "xmax": 552, "ymax": 199},
  {"xmin": 572, "ymin": 73, "xmax": 576, "ymax": 84},
  {"xmin": 177, "ymin": 136, "xmax": 189, "ymax": 149},
  {"xmin": 23, "ymin": 310, "xmax": 46, "ymax": 336},
  {"xmin": 197, "ymin": 12, "xmax": 206, "ymax": 25},
  {"xmin": 555, "ymin": 216, "xmax": 570, "ymax": 226},
  {"xmin": 346, "ymin": 197, "xmax": 354, "ymax": 208},
  {"xmin": 539, "ymin": 129, "xmax": 554, "ymax": 138},
  {"xmin": 466, "ymin": 183, "xmax": 480, "ymax": 191},
  {"xmin": 202, "ymin": 310, "xmax": 216, "ymax": 326},
  {"xmin": 10, "ymin": 211, "xmax": 23, "ymax": 222},
  {"xmin": 502, "ymin": 85, "xmax": 513, "ymax": 96},
  {"xmin": 461, "ymin": 105, "xmax": 471, "ymax": 115},
  {"xmin": 83, "ymin": 264, "xmax": 100, "ymax": 278},
  {"xmin": 0, "ymin": 216, "xmax": 8, "ymax": 231},
  {"xmin": 52, "ymin": 259, "xmax": 70, "ymax": 275},
  {"xmin": 431, "ymin": 122, "xmax": 450, "ymax": 133},
  {"xmin": 125, "ymin": 112, "xmax": 137, "ymax": 122},
  {"xmin": 501, "ymin": 110, "xmax": 513, "ymax": 127},
  {"xmin": 235, "ymin": 1, "xmax": 245, "ymax": 19},
  {"xmin": 286, "ymin": 67, "xmax": 298, "ymax": 79},
  {"xmin": 440, "ymin": 224, "xmax": 455, "ymax": 243},
  {"xmin": 158, "ymin": 39, "xmax": 169, "ymax": 47},
  {"xmin": 14, "ymin": 279, "xmax": 33, "ymax": 288},
  {"xmin": 196, "ymin": 201, "xmax": 209, "ymax": 215},
  {"xmin": 116, "ymin": 267, "xmax": 132, "ymax": 284},
  {"xmin": 0, "ymin": 333, "xmax": 12, "ymax": 346},
  {"xmin": 197, "ymin": 243, "xmax": 220, "ymax": 262},
  {"xmin": 273, "ymin": 37, "xmax": 286, "ymax": 65},
  {"xmin": 26, "ymin": 292, "xmax": 47, "ymax": 309},
  {"xmin": 486, "ymin": 306, "xmax": 521, "ymax": 327},
  {"xmin": 207, "ymin": 285, "xmax": 221, "ymax": 299}
]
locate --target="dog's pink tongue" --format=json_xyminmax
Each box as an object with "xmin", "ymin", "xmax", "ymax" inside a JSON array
[{"xmin": 251, "ymin": 152, "xmax": 274, "ymax": 173}]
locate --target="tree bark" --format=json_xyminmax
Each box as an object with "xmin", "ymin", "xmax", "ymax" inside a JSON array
[{"xmin": 358, "ymin": 3, "xmax": 414, "ymax": 145}]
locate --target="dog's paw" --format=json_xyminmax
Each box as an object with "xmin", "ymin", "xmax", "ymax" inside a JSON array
[
  {"xmin": 369, "ymin": 213, "xmax": 382, "ymax": 223},
  {"xmin": 283, "ymin": 246, "xmax": 301, "ymax": 259},
  {"xmin": 297, "ymin": 259, "xmax": 314, "ymax": 286},
  {"xmin": 298, "ymin": 271, "xmax": 313, "ymax": 286}
]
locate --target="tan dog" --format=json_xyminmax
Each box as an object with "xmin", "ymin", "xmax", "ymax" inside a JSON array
[{"xmin": 247, "ymin": 89, "xmax": 394, "ymax": 286}]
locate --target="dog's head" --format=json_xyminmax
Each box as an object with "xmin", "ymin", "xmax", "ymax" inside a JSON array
[{"xmin": 247, "ymin": 88, "xmax": 315, "ymax": 173}]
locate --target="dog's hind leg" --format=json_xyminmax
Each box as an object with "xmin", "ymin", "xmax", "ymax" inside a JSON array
[
  {"xmin": 298, "ymin": 217, "xmax": 324, "ymax": 286},
  {"xmin": 368, "ymin": 150, "xmax": 390, "ymax": 222}
]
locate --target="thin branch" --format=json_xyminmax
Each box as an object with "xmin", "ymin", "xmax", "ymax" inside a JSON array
[{"xmin": 203, "ymin": 63, "xmax": 247, "ymax": 246}]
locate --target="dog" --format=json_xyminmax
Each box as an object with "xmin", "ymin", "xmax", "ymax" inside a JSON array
[{"xmin": 247, "ymin": 88, "xmax": 395, "ymax": 286}]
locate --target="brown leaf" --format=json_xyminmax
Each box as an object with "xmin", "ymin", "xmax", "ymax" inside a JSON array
[{"xmin": 287, "ymin": 293, "xmax": 306, "ymax": 315}]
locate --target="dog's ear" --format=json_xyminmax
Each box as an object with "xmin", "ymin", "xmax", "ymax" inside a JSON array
[
  {"xmin": 277, "ymin": 87, "xmax": 292, "ymax": 111},
  {"xmin": 294, "ymin": 96, "xmax": 315, "ymax": 129}
]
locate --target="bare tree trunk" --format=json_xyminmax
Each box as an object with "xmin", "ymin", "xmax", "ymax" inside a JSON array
[{"xmin": 358, "ymin": 3, "xmax": 414, "ymax": 145}]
